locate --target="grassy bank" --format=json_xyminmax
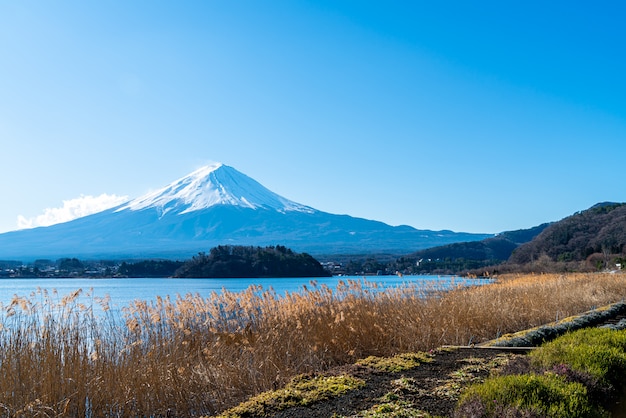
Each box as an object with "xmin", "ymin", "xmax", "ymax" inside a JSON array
[
  {"xmin": 0, "ymin": 273, "xmax": 624, "ymax": 416},
  {"xmin": 457, "ymin": 327, "xmax": 626, "ymax": 417}
]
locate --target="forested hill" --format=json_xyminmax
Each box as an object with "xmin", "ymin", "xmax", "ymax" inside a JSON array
[
  {"xmin": 174, "ymin": 245, "xmax": 331, "ymax": 278},
  {"xmin": 413, "ymin": 224, "xmax": 550, "ymax": 261},
  {"xmin": 391, "ymin": 223, "xmax": 549, "ymax": 273},
  {"xmin": 509, "ymin": 202, "xmax": 626, "ymax": 265},
  {"xmin": 352, "ymin": 203, "xmax": 626, "ymax": 275}
]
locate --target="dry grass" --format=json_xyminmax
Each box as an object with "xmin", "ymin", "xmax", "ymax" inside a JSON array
[{"xmin": 0, "ymin": 273, "xmax": 624, "ymax": 416}]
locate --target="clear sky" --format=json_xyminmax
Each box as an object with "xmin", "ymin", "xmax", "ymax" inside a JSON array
[{"xmin": 1, "ymin": 1, "xmax": 625, "ymax": 234}]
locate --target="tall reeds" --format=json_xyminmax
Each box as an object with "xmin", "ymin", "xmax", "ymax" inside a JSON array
[{"xmin": 0, "ymin": 273, "xmax": 623, "ymax": 416}]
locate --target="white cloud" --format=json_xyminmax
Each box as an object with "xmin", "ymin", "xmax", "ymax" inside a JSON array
[{"xmin": 17, "ymin": 194, "xmax": 129, "ymax": 230}]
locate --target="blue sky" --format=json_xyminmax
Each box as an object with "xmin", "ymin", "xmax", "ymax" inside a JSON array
[{"xmin": 1, "ymin": 1, "xmax": 625, "ymax": 234}]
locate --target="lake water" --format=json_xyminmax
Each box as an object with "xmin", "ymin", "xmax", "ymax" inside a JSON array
[{"xmin": 0, "ymin": 275, "xmax": 490, "ymax": 312}]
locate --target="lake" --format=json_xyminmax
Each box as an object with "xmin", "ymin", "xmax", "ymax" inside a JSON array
[{"xmin": 0, "ymin": 275, "xmax": 491, "ymax": 312}]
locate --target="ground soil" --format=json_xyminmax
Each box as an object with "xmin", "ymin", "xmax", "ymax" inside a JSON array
[{"xmin": 270, "ymin": 348, "xmax": 526, "ymax": 418}]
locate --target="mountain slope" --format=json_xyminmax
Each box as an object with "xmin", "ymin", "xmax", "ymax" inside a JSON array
[
  {"xmin": 405, "ymin": 223, "xmax": 551, "ymax": 262},
  {"xmin": 388, "ymin": 223, "xmax": 549, "ymax": 274},
  {"xmin": 509, "ymin": 202, "xmax": 626, "ymax": 264},
  {"xmin": 0, "ymin": 164, "xmax": 491, "ymax": 260}
]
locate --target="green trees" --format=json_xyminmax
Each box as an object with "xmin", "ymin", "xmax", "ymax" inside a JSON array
[
  {"xmin": 57, "ymin": 258, "xmax": 84, "ymax": 273},
  {"xmin": 174, "ymin": 245, "xmax": 331, "ymax": 278},
  {"xmin": 510, "ymin": 203, "xmax": 626, "ymax": 266}
]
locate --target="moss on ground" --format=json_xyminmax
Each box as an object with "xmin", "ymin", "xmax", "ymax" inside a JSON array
[
  {"xmin": 216, "ymin": 374, "xmax": 365, "ymax": 418},
  {"xmin": 348, "ymin": 353, "xmax": 513, "ymax": 418},
  {"xmin": 355, "ymin": 399, "xmax": 437, "ymax": 418},
  {"xmin": 356, "ymin": 352, "xmax": 433, "ymax": 373}
]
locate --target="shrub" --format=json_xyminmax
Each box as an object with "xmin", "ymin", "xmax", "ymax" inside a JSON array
[
  {"xmin": 455, "ymin": 373, "xmax": 604, "ymax": 418},
  {"xmin": 546, "ymin": 363, "xmax": 612, "ymax": 406},
  {"xmin": 498, "ymin": 354, "xmax": 611, "ymax": 405},
  {"xmin": 530, "ymin": 328, "xmax": 626, "ymax": 389}
]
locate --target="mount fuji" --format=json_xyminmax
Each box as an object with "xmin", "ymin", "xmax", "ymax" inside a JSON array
[{"xmin": 0, "ymin": 164, "xmax": 492, "ymax": 260}]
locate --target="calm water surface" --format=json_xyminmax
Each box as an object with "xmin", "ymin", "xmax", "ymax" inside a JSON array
[{"xmin": 0, "ymin": 275, "xmax": 490, "ymax": 311}]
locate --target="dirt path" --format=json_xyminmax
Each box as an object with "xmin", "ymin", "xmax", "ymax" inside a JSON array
[{"xmin": 270, "ymin": 348, "xmax": 524, "ymax": 418}]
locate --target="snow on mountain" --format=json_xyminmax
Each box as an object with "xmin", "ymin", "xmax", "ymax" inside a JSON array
[
  {"xmin": 116, "ymin": 163, "xmax": 315, "ymax": 216},
  {"xmin": 0, "ymin": 163, "xmax": 493, "ymax": 260}
]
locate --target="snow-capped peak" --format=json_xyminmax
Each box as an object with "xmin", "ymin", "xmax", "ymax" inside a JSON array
[{"xmin": 116, "ymin": 163, "xmax": 315, "ymax": 216}]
